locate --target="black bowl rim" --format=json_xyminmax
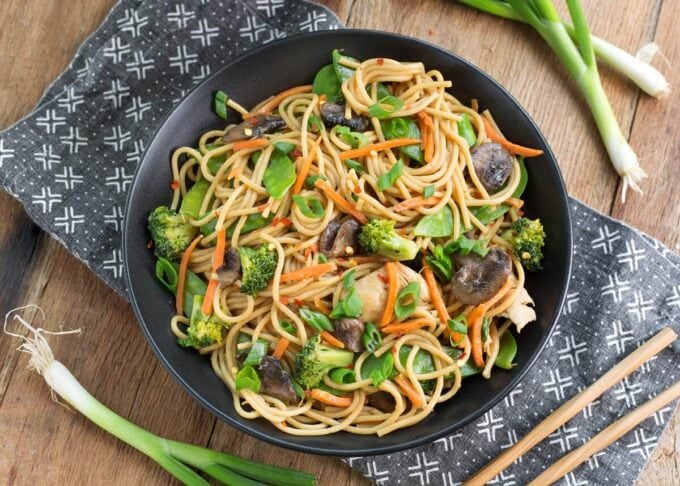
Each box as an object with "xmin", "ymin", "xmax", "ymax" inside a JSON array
[{"xmin": 123, "ymin": 28, "xmax": 573, "ymax": 456}]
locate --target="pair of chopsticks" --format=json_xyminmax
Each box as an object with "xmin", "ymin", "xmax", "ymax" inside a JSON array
[{"xmin": 465, "ymin": 327, "xmax": 679, "ymax": 485}]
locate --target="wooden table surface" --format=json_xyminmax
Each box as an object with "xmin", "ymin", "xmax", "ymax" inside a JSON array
[{"xmin": 1, "ymin": 0, "xmax": 678, "ymax": 484}]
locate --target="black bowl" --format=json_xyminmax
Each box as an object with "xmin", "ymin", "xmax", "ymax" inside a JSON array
[{"xmin": 124, "ymin": 30, "xmax": 572, "ymax": 456}]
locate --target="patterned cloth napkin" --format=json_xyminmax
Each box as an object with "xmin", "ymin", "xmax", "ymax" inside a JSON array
[{"xmin": 1, "ymin": 1, "xmax": 678, "ymax": 484}]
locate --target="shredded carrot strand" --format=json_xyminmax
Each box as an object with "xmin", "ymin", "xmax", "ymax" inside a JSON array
[
  {"xmin": 394, "ymin": 374, "xmax": 424, "ymax": 409},
  {"xmin": 272, "ymin": 337, "xmax": 290, "ymax": 359},
  {"xmin": 292, "ymin": 137, "xmax": 323, "ymax": 194},
  {"xmin": 310, "ymin": 388, "xmax": 353, "ymax": 407},
  {"xmin": 422, "ymin": 258, "xmax": 451, "ymax": 325},
  {"xmin": 380, "ymin": 262, "xmax": 399, "ymax": 327},
  {"xmin": 176, "ymin": 235, "xmax": 203, "ymax": 315},
  {"xmin": 279, "ymin": 262, "xmax": 337, "ymax": 283},
  {"xmin": 416, "ymin": 111, "xmax": 435, "ymax": 163},
  {"xmin": 339, "ymin": 138, "xmax": 421, "ymax": 160},
  {"xmin": 313, "ymin": 296, "xmax": 331, "ymax": 314},
  {"xmin": 391, "ymin": 196, "xmax": 441, "ymax": 212},
  {"xmin": 483, "ymin": 118, "xmax": 543, "ymax": 157},
  {"xmin": 314, "ymin": 180, "xmax": 369, "ymax": 224},
  {"xmin": 202, "ymin": 229, "xmax": 226, "ymax": 315},
  {"xmin": 468, "ymin": 278, "xmax": 514, "ymax": 367},
  {"xmin": 382, "ymin": 318, "xmax": 430, "ymax": 334},
  {"xmin": 255, "ymin": 85, "xmax": 313, "ymax": 114},
  {"xmin": 232, "ymin": 138, "xmax": 269, "ymax": 152},
  {"xmin": 321, "ymin": 331, "xmax": 345, "ymax": 349}
]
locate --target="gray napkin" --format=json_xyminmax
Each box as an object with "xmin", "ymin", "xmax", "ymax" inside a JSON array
[{"xmin": 0, "ymin": 1, "xmax": 677, "ymax": 484}]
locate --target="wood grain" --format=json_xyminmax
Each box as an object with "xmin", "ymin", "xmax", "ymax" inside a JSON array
[{"xmin": 0, "ymin": 0, "xmax": 677, "ymax": 485}]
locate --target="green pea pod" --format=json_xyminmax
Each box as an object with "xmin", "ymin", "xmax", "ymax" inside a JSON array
[
  {"xmin": 180, "ymin": 178, "xmax": 211, "ymax": 219},
  {"xmin": 361, "ymin": 352, "xmax": 394, "ymax": 387},
  {"xmin": 157, "ymin": 260, "xmax": 207, "ymax": 317},
  {"xmin": 329, "ymin": 288, "xmax": 363, "ymax": 319},
  {"xmin": 299, "ymin": 308, "xmax": 334, "ymax": 332},
  {"xmin": 512, "ymin": 157, "xmax": 528, "ymax": 198},
  {"xmin": 263, "ymin": 153, "xmax": 296, "ymax": 199},
  {"xmin": 204, "ymin": 143, "xmax": 227, "ymax": 175},
  {"xmin": 312, "ymin": 64, "xmax": 344, "ymax": 103},
  {"xmin": 471, "ymin": 204, "xmax": 511, "ymax": 225},
  {"xmin": 155, "ymin": 257, "xmax": 178, "ymax": 293},
  {"xmin": 332, "ymin": 49, "xmax": 358, "ymax": 84},
  {"xmin": 414, "ymin": 205, "xmax": 454, "ymax": 237},
  {"xmin": 443, "ymin": 346, "xmax": 482, "ymax": 378},
  {"xmin": 457, "ymin": 113, "xmax": 477, "ymax": 147},
  {"xmin": 330, "ymin": 368, "xmax": 356, "ymax": 385},
  {"xmin": 495, "ymin": 330, "xmax": 518, "ymax": 370}
]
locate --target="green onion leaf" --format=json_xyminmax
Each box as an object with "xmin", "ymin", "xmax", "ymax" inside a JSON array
[
  {"xmin": 378, "ymin": 159, "xmax": 404, "ymax": 191},
  {"xmin": 342, "ymin": 269, "xmax": 356, "ymax": 290},
  {"xmin": 318, "ymin": 253, "xmax": 328, "ymax": 263},
  {"xmin": 369, "ymin": 95, "xmax": 404, "ymax": 118},
  {"xmin": 280, "ymin": 320, "xmax": 297, "ymax": 335},
  {"xmin": 155, "ymin": 257, "xmax": 178, "ymax": 293},
  {"xmin": 305, "ymin": 173, "xmax": 328, "ymax": 189},
  {"xmin": 414, "ymin": 205, "xmax": 453, "ymax": 237},
  {"xmin": 481, "ymin": 317, "xmax": 491, "ymax": 343},
  {"xmin": 394, "ymin": 282, "xmax": 420, "ymax": 320},
  {"xmin": 292, "ymin": 195, "xmax": 325, "ymax": 219},
  {"xmin": 423, "ymin": 185, "xmax": 435, "ymax": 198},
  {"xmin": 242, "ymin": 339, "xmax": 269, "ymax": 367},
  {"xmin": 235, "ymin": 366, "xmax": 261, "ymax": 392},
  {"xmin": 330, "ymin": 367, "xmax": 356, "ymax": 385},
  {"xmin": 336, "ymin": 125, "xmax": 369, "ymax": 148},
  {"xmin": 457, "ymin": 112, "xmax": 477, "ymax": 147},
  {"xmin": 213, "ymin": 90, "xmax": 229, "ymax": 120},
  {"xmin": 362, "ymin": 323, "xmax": 382, "ymax": 354},
  {"xmin": 329, "ymin": 288, "xmax": 363, "ymax": 319},
  {"xmin": 344, "ymin": 159, "xmax": 365, "ymax": 174},
  {"xmin": 299, "ymin": 307, "xmax": 334, "ymax": 332},
  {"xmin": 332, "ymin": 49, "xmax": 358, "ymax": 84}
]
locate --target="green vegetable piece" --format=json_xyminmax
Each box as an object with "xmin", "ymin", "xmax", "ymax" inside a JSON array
[
  {"xmin": 235, "ymin": 365, "xmax": 261, "ymax": 392},
  {"xmin": 181, "ymin": 269, "xmax": 208, "ymax": 317},
  {"xmin": 495, "ymin": 330, "xmax": 517, "ymax": 370},
  {"xmin": 312, "ymin": 64, "xmax": 344, "ymax": 103},
  {"xmin": 274, "ymin": 141, "xmax": 296, "ymax": 154},
  {"xmin": 378, "ymin": 159, "xmax": 404, "ymax": 191},
  {"xmin": 445, "ymin": 234, "xmax": 489, "ymax": 258},
  {"xmin": 228, "ymin": 213, "xmax": 273, "ymax": 237},
  {"xmin": 481, "ymin": 317, "xmax": 491, "ymax": 343},
  {"xmin": 329, "ymin": 288, "xmax": 363, "ymax": 319},
  {"xmin": 292, "ymin": 195, "xmax": 325, "ymax": 219},
  {"xmin": 362, "ymin": 323, "xmax": 382, "ymax": 354},
  {"xmin": 155, "ymin": 257, "xmax": 178, "ymax": 294},
  {"xmin": 414, "ymin": 205, "xmax": 454, "ymax": 237},
  {"xmin": 205, "ymin": 143, "xmax": 227, "ymax": 175},
  {"xmin": 423, "ymin": 185, "xmax": 435, "ymax": 198},
  {"xmin": 305, "ymin": 173, "xmax": 328, "ymax": 189},
  {"xmin": 242, "ymin": 339, "xmax": 269, "ymax": 367},
  {"xmin": 380, "ymin": 117, "xmax": 423, "ymax": 162},
  {"xmin": 295, "ymin": 333, "xmax": 354, "ymax": 389},
  {"xmin": 238, "ymin": 245, "xmax": 278, "ymax": 296},
  {"xmin": 398, "ymin": 345, "xmax": 435, "ymax": 392},
  {"xmin": 280, "ymin": 320, "xmax": 297, "ymax": 336},
  {"xmin": 506, "ymin": 217, "xmax": 545, "ymax": 272},
  {"xmin": 318, "ymin": 253, "xmax": 328, "ymax": 263},
  {"xmin": 344, "ymin": 159, "xmax": 365, "ymax": 174},
  {"xmin": 443, "ymin": 346, "xmax": 482, "ymax": 378},
  {"xmin": 394, "ymin": 282, "xmax": 420, "ymax": 320},
  {"xmin": 447, "ymin": 315, "xmax": 468, "ymax": 338},
  {"xmin": 314, "ymin": 382, "xmax": 347, "ymax": 396},
  {"xmin": 180, "ymin": 178, "xmax": 210, "ymax": 219},
  {"xmin": 178, "ymin": 295, "xmax": 224, "ymax": 348},
  {"xmin": 358, "ymin": 219, "xmax": 418, "ymax": 261},
  {"xmin": 342, "ymin": 269, "xmax": 356, "ymax": 289},
  {"xmin": 330, "ymin": 367, "xmax": 356, "ymax": 385},
  {"xmin": 361, "ymin": 352, "xmax": 393, "ymax": 387},
  {"xmin": 307, "ymin": 115, "xmax": 324, "ymax": 133},
  {"xmin": 367, "ymin": 82, "xmax": 391, "ymax": 100},
  {"xmin": 368, "ymin": 95, "xmax": 404, "ymax": 118},
  {"xmin": 457, "ymin": 113, "xmax": 477, "ymax": 147},
  {"xmin": 332, "ymin": 49, "xmax": 358, "ymax": 84},
  {"xmin": 213, "ymin": 90, "xmax": 229, "ymax": 120},
  {"xmin": 251, "ymin": 149, "xmax": 262, "ymax": 166},
  {"xmin": 425, "ymin": 245, "xmax": 453, "ymax": 282},
  {"xmin": 148, "ymin": 206, "xmax": 198, "ymax": 261},
  {"xmin": 512, "ymin": 157, "xmax": 528, "ymax": 198},
  {"xmin": 336, "ymin": 125, "xmax": 369, "ymax": 148},
  {"xmin": 299, "ymin": 307, "xmax": 334, "ymax": 332},
  {"xmin": 263, "ymin": 154, "xmax": 296, "ymax": 199},
  {"xmin": 471, "ymin": 204, "xmax": 510, "ymax": 225}
]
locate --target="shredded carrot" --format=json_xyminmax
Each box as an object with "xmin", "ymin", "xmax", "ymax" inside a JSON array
[
  {"xmin": 468, "ymin": 278, "xmax": 514, "ymax": 368},
  {"xmin": 382, "ymin": 318, "xmax": 430, "ymax": 334},
  {"xmin": 279, "ymin": 296, "xmax": 289, "ymax": 305},
  {"xmin": 176, "ymin": 235, "xmax": 203, "ymax": 315},
  {"xmin": 394, "ymin": 374, "xmax": 424, "ymax": 409},
  {"xmin": 227, "ymin": 166, "xmax": 243, "ymax": 180},
  {"xmin": 279, "ymin": 262, "xmax": 337, "ymax": 283},
  {"xmin": 483, "ymin": 118, "xmax": 544, "ymax": 157},
  {"xmin": 380, "ymin": 262, "xmax": 399, "ymax": 327},
  {"xmin": 314, "ymin": 296, "xmax": 331, "ymax": 314},
  {"xmin": 292, "ymin": 137, "xmax": 323, "ymax": 194},
  {"xmin": 422, "ymin": 258, "xmax": 451, "ymax": 325},
  {"xmin": 314, "ymin": 179, "xmax": 369, "ymax": 224},
  {"xmin": 272, "ymin": 337, "xmax": 290, "ymax": 359},
  {"xmin": 310, "ymin": 388, "xmax": 353, "ymax": 407},
  {"xmin": 339, "ymin": 138, "xmax": 421, "ymax": 160},
  {"xmin": 255, "ymin": 85, "xmax": 313, "ymax": 114},
  {"xmin": 321, "ymin": 331, "xmax": 345, "ymax": 349},
  {"xmin": 391, "ymin": 196, "xmax": 440, "ymax": 212},
  {"xmin": 202, "ymin": 228, "xmax": 227, "ymax": 315},
  {"xmin": 347, "ymin": 255, "xmax": 389, "ymax": 265},
  {"xmin": 415, "ymin": 111, "xmax": 435, "ymax": 163},
  {"xmin": 232, "ymin": 138, "xmax": 269, "ymax": 152}
]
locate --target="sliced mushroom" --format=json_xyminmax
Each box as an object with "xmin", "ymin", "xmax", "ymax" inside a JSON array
[
  {"xmin": 353, "ymin": 264, "xmax": 431, "ymax": 323},
  {"xmin": 258, "ymin": 356, "xmax": 299, "ymax": 404},
  {"xmin": 471, "ymin": 142, "xmax": 513, "ymax": 193},
  {"xmin": 328, "ymin": 219, "xmax": 361, "ymax": 258},
  {"xmin": 450, "ymin": 247, "xmax": 512, "ymax": 305},
  {"xmin": 320, "ymin": 102, "xmax": 370, "ymax": 132},
  {"xmin": 366, "ymin": 391, "xmax": 396, "ymax": 413},
  {"xmin": 332, "ymin": 318, "xmax": 365, "ymax": 352},
  {"xmin": 319, "ymin": 218, "xmax": 342, "ymax": 255},
  {"xmin": 221, "ymin": 114, "xmax": 286, "ymax": 143},
  {"xmin": 217, "ymin": 248, "xmax": 241, "ymax": 288}
]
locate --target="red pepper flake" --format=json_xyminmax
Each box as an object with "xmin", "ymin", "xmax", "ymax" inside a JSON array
[
  {"xmin": 146, "ymin": 240, "xmax": 153, "ymax": 249},
  {"xmin": 280, "ymin": 217, "xmax": 292, "ymax": 227},
  {"xmin": 279, "ymin": 296, "xmax": 289, "ymax": 305},
  {"xmin": 294, "ymin": 299, "xmax": 304, "ymax": 307},
  {"xmin": 291, "ymin": 148, "xmax": 302, "ymax": 158},
  {"xmin": 378, "ymin": 273, "xmax": 390, "ymax": 284},
  {"xmin": 377, "ymin": 58, "xmax": 385, "ymax": 65},
  {"xmin": 428, "ymin": 28, "xmax": 436, "ymax": 36},
  {"xmin": 170, "ymin": 180, "xmax": 180, "ymax": 190},
  {"xmin": 257, "ymin": 203, "xmax": 269, "ymax": 212},
  {"xmin": 272, "ymin": 217, "xmax": 281, "ymax": 226},
  {"xmin": 353, "ymin": 185, "xmax": 362, "ymax": 195}
]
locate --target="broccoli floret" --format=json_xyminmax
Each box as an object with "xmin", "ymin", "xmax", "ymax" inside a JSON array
[
  {"xmin": 148, "ymin": 206, "xmax": 197, "ymax": 261},
  {"xmin": 358, "ymin": 219, "xmax": 418, "ymax": 261},
  {"xmin": 505, "ymin": 217, "xmax": 545, "ymax": 272},
  {"xmin": 238, "ymin": 245, "xmax": 278, "ymax": 296},
  {"xmin": 178, "ymin": 295, "xmax": 225, "ymax": 348},
  {"xmin": 295, "ymin": 334, "xmax": 355, "ymax": 389}
]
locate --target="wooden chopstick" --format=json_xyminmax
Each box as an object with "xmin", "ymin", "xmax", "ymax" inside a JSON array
[
  {"xmin": 528, "ymin": 379, "xmax": 680, "ymax": 485},
  {"xmin": 464, "ymin": 327, "xmax": 677, "ymax": 486}
]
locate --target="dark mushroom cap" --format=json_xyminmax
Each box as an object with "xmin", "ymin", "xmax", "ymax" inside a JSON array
[
  {"xmin": 318, "ymin": 218, "xmax": 342, "ymax": 255},
  {"xmin": 329, "ymin": 219, "xmax": 361, "ymax": 258},
  {"xmin": 332, "ymin": 318, "xmax": 365, "ymax": 352},
  {"xmin": 258, "ymin": 356, "xmax": 299, "ymax": 404},
  {"xmin": 471, "ymin": 142, "xmax": 513, "ymax": 193},
  {"xmin": 221, "ymin": 114, "xmax": 286, "ymax": 143},
  {"xmin": 217, "ymin": 248, "xmax": 241, "ymax": 288},
  {"xmin": 366, "ymin": 391, "xmax": 396, "ymax": 413},
  {"xmin": 320, "ymin": 102, "xmax": 370, "ymax": 132},
  {"xmin": 450, "ymin": 247, "xmax": 512, "ymax": 305}
]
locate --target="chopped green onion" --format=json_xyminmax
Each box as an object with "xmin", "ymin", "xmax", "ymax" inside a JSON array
[
  {"xmin": 457, "ymin": 112, "xmax": 477, "ymax": 147},
  {"xmin": 425, "ymin": 245, "xmax": 453, "ymax": 282},
  {"xmin": 280, "ymin": 320, "xmax": 297, "ymax": 335},
  {"xmin": 242, "ymin": 339, "xmax": 269, "ymax": 367},
  {"xmin": 335, "ymin": 125, "xmax": 370, "ymax": 149},
  {"xmin": 329, "ymin": 368, "xmax": 356, "ymax": 385},
  {"xmin": 362, "ymin": 323, "xmax": 382, "ymax": 354},
  {"xmin": 274, "ymin": 141, "xmax": 296, "ymax": 154},
  {"xmin": 307, "ymin": 115, "xmax": 324, "ymax": 133},
  {"xmin": 378, "ymin": 159, "xmax": 404, "ymax": 191},
  {"xmin": 299, "ymin": 307, "xmax": 333, "ymax": 332},
  {"xmin": 414, "ymin": 205, "xmax": 453, "ymax": 237},
  {"xmin": 423, "ymin": 185, "xmax": 435, "ymax": 198},
  {"xmin": 235, "ymin": 365, "xmax": 261, "ymax": 392},
  {"xmin": 318, "ymin": 253, "xmax": 328, "ymax": 263},
  {"xmin": 155, "ymin": 257, "xmax": 178, "ymax": 293},
  {"xmin": 394, "ymin": 282, "xmax": 420, "ymax": 320},
  {"xmin": 329, "ymin": 288, "xmax": 363, "ymax": 319},
  {"xmin": 380, "ymin": 117, "xmax": 423, "ymax": 163},
  {"xmin": 213, "ymin": 90, "xmax": 229, "ymax": 120},
  {"xmin": 369, "ymin": 95, "xmax": 404, "ymax": 118},
  {"xmin": 344, "ymin": 159, "xmax": 365, "ymax": 174},
  {"xmin": 292, "ymin": 195, "xmax": 325, "ymax": 219},
  {"xmin": 305, "ymin": 174, "xmax": 327, "ymax": 189},
  {"xmin": 342, "ymin": 269, "xmax": 356, "ymax": 289}
]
